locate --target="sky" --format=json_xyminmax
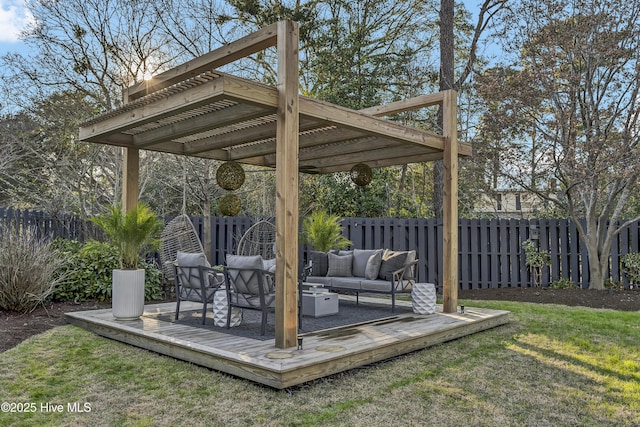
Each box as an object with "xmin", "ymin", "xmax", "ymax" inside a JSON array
[{"xmin": 0, "ymin": 0, "xmax": 32, "ymax": 57}]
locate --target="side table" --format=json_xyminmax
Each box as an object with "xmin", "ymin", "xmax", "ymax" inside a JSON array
[
  {"xmin": 411, "ymin": 283, "xmax": 436, "ymax": 315},
  {"xmin": 213, "ymin": 290, "xmax": 243, "ymax": 327}
]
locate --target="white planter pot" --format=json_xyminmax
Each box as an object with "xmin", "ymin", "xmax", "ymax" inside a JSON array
[{"xmin": 112, "ymin": 269, "xmax": 145, "ymax": 320}]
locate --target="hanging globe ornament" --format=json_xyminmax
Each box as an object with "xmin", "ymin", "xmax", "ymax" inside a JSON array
[
  {"xmin": 216, "ymin": 161, "xmax": 245, "ymax": 190},
  {"xmin": 218, "ymin": 193, "xmax": 242, "ymax": 216},
  {"xmin": 350, "ymin": 163, "xmax": 373, "ymax": 186}
]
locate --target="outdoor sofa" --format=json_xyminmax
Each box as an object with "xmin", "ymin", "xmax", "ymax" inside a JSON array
[{"xmin": 305, "ymin": 248, "xmax": 418, "ymax": 311}]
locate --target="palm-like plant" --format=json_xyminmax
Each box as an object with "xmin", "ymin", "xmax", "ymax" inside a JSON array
[
  {"xmin": 91, "ymin": 204, "xmax": 164, "ymax": 269},
  {"xmin": 301, "ymin": 211, "xmax": 351, "ymax": 252}
]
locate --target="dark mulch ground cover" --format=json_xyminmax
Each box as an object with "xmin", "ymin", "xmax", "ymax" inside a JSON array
[{"xmin": 2, "ymin": 287, "xmax": 638, "ymax": 353}]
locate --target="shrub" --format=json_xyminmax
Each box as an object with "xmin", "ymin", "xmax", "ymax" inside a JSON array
[
  {"xmin": 0, "ymin": 225, "xmax": 69, "ymax": 313},
  {"xmin": 52, "ymin": 239, "xmax": 162, "ymax": 302},
  {"xmin": 522, "ymin": 239, "xmax": 550, "ymax": 287},
  {"xmin": 604, "ymin": 279, "xmax": 624, "ymax": 290},
  {"xmin": 549, "ymin": 276, "xmax": 579, "ymax": 289},
  {"xmin": 621, "ymin": 252, "xmax": 640, "ymax": 284}
]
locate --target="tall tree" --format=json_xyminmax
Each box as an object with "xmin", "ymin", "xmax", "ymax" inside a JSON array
[
  {"xmin": 479, "ymin": 0, "xmax": 640, "ymax": 289},
  {"xmin": 433, "ymin": 0, "xmax": 507, "ymax": 217}
]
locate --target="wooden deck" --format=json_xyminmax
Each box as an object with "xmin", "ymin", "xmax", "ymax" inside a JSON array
[{"xmin": 66, "ymin": 296, "xmax": 510, "ymax": 389}]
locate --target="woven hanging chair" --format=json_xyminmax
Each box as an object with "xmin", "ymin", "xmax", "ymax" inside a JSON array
[
  {"xmin": 236, "ymin": 220, "xmax": 277, "ymax": 260},
  {"xmin": 159, "ymin": 214, "xmax": 205, "ymax": 283}
]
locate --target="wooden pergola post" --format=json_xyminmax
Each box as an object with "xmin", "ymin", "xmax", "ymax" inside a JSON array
[
  {"xmin": 274, "ymin": 20, "xmax": 299, "ymax": 348},
  {"xmin": 442, "ymin": 89, "xmax": 458, "ymax": 313},
  {"xmin": 122, "ymin": 147, "xmax": 139, "ymax": 212}
]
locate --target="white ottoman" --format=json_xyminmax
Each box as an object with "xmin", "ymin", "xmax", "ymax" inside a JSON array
[
  {"xmin": 411, "ymin": 283, "xmax": 436, "ymax": 315},
  {"xmin": 213, "ymin": 290, "xmax": 243, "ymax": 327}
]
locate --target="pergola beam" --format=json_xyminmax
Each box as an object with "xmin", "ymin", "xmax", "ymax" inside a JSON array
[{"xmin": 125, "ymin": 22, "xmax": 279, "ymax": 102}]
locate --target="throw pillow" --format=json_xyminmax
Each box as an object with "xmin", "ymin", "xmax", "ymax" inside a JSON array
[
  {"xmin": 327, "ymin": 253, "xmax": 353, "ymax": 277},
  {"xmin": 352, "ymin": 249, "xmax": 383, "ymax": 277},
  {"xmin": 364, "ymin": 251, "xmax": 383, "ymax": 280},
  {"xmin": 310, "ymin": 251, "xmax": 329, "ymax": 276},
  {"xmin": 378, "ymin": 250, "xmax": 409, "ymax": 281}
]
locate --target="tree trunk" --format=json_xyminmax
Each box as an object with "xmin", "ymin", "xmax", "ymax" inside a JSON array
[
  {"xmin": 434, "ymin": 0, "xmax": 455, "ymax": 219},
  {"xmin": 582, "ymin": 222, "xmax": 609, "ymax": 290}
]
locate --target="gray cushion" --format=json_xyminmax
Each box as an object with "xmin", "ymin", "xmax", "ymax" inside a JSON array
[
  {"xmin": 263, "ymin": 257, "xmax": 276, "ymax": 271},
  {"xmin": 353, "ymin": 249, "xmax": 382, "ymax": 277},
  {"xmin": 364, "ymin": 251, "xmax": 383, "ymax": 280},
  {"xmin": 329, "ymin": 277, "xmax": 361, "ymax": 290},
  {"xmin": 176, "ymin": 251, "xmax": 209, "ymax": 267},
  {"xmin": 327, "ymin": 253, "xmax": 353, "ymax": 277},
  {"xmin": 378, "ymin": 250, "xmax": 409, "ymax": 281},
  {"xmin": 310, "ymin": 251, "xmax": 329, "ymax": 276},
  {"xmin": 227, "ymin": 254, "xmax": 263, "ymax": 269},
  {"xmin": 176, "ymin": 251, "xmax": 210, "ymax": 288},
  {"xmin": 226, "ymin": 254, "xmax": 265, "ymax": 295}
]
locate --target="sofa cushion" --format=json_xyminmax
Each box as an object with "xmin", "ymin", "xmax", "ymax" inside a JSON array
[
  {"xmin": 304, "ymin": 276, "xmax": 333, "ymax": 287},
  {"xmin": 327, "ymin": 253, "xmax": 353, "ymax": 277},
  {"xmin": 378, "ymin": 250, "xmax": 409, "ymax": 281},
  {"xmin": 360, "ymin": 279, "xmax": 394, "ymax": 292},
  {"xmin": 329, "ymin": 277, "xmax": 362, "ymax": 290},
  {"xmin": 364, "ymin": 251, "xmax": 383, "ymax": 280},
  {"xmin": 309, "ymin": 251, "xmax": 329, "ymax": 276},
  {"xmin": 352, "ymin": 249, "xmax": 382, "ymax": 277}
]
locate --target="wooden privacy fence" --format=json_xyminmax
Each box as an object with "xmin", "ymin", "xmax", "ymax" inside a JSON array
[
  {"xmin": 4, "ymin": 208, "xmax": 640, "ymax": 289},
  {"xmin": 0, "ymin": 207, "xmax": 97, "ymax": 241}
]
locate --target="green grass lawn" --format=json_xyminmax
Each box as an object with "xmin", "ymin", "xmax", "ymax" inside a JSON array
[{"xmin": 1, "ymin": 301, "xmax": 638, "ymax": 427}]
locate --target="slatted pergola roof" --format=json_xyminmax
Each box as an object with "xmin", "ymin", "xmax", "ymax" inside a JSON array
[
  {"xmin": 80, "ymin": 69, "xmax": 471, "ymax": 174},
  {"xmin": 79, "ymin": 20, "xmax": 465, "ymax": 349}
]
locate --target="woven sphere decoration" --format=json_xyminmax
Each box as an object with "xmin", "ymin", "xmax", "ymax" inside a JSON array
[
  {"xmin": 218, "ymin": 193, "xmax": 242, "ymax": 216},
  {"xmin": 216, "ymin": 161, "xmax": 245, "ymax": 190},
  {"xmin": 350, "ymin": 163, "xmax": 373, "ymax": 186}
]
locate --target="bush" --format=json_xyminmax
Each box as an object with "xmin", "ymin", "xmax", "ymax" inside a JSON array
[
  {"xmin": 549, "ymin": 276, "xmax": 579, "ymax": 289},
  {"xmin": 0, "ymin": 225, "xmax": 69, "ymax": 313},
  {"xmin": 621, "ymin": 252, "xmax": 640, "ymax": 284},
  {"xmin": 52, "ymin": 239, "xmax": 162, "ymax": 302},
  {"xmin": 522, "ymin": 239, "xmax": 550, "ymax": 287}
]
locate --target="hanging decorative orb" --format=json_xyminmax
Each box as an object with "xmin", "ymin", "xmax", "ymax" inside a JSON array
[
  {"xmin": 218, "ymin": 193, "xmax": 242, "ymax": 216},
  {"xmin": 350, "ymin": 163, "xmax": 373, "ymax": 186},
  {"xmin": 216, "ymin": 161, "xmax": 245, "ymax": 190}
]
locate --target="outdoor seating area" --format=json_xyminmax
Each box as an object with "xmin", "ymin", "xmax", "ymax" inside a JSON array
[
  {"xmin": 306, "ymin": 248, "xmax": 418, "ymax": 311},
  {"xmin": 70, "ymin": 18, "xmax": 506, "ymax": 386}
]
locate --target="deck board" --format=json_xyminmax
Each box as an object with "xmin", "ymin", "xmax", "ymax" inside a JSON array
[{"xmin": 66, "ymin": 297, "xmax": 509, "ymax": 388}]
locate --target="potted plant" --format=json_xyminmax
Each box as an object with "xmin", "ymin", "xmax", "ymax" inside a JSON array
[
  {"xmin": 301, "ymin": 210, "xmax": 352, "ymax": 252},
  {"xmin": 91, "ymin": 203, "xmax": 163, "ymax": 320}
]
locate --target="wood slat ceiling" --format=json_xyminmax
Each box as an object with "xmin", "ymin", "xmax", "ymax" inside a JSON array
[{"xmin": 79, "ymin": 70, "xmax": 471, "ymax": 174}]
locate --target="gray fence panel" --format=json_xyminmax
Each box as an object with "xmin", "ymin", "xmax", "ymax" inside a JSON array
[{"xmin": 8, "ymin": 207, "xmax": 640, "ymax": 289}]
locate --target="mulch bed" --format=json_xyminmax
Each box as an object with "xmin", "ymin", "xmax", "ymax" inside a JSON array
[{"xmin": 1, "ymin": 288, "xmax": 638, "ymax": 353}]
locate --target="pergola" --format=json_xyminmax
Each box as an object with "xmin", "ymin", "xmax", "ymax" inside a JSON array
[{"xmin": 79, "ymin": 20, "xmax": 471, "ymax": 349}]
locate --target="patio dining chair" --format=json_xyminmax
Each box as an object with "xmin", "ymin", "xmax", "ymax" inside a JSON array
[
  {"xmin": 173, "ymin": 251, "xmax": 223, "ymax": 324},
  {"xmin": 224, "ymin": 255, "xmax": 276, "ymax": 336}
]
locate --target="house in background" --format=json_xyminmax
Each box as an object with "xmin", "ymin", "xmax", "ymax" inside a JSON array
[{"xmin": 474, "ymin": 189, "xmax": 548, "ymax": 219}]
